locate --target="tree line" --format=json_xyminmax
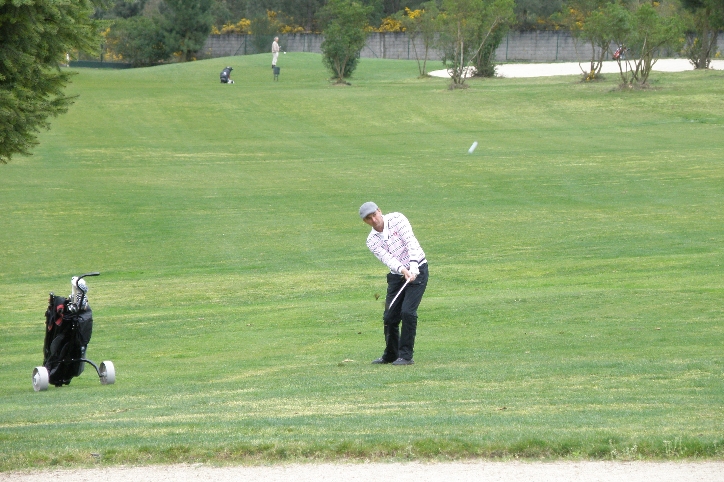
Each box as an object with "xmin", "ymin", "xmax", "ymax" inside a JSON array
[
  {"xmin": 95, "ymin": 0, "xmax": 721, "ymax": 76},
  {"xmin": 1, "ymin": 0, "xmax": 723, "ymax": 163}
]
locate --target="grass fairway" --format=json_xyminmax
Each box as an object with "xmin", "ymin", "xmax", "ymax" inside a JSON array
[{"xmin": 1, "ymin": 53, "xmax": 723, "ymax": 469}]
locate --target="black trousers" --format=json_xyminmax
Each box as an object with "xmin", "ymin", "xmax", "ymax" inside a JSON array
[{"xmin": 381, "ymin": 263, "xmax": 428, "ymax": 361}]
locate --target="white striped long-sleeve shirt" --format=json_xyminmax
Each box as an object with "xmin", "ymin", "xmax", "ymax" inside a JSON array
[{"xmin": 366, "ymin": 212, "xmax": 426, "ymax": 275}]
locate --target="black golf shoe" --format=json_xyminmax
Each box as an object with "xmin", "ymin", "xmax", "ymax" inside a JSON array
[
  {"xmin": 371, "ymin": 357, "xmax": 393, "ymax": 364},
  {"xmin": 392, "ymin": 358, "xmax": 414, "ymax": 365}
]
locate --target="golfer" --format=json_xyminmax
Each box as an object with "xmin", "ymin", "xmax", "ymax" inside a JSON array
[
  {"xmin": 272, "ymin": 37, "xmax": 280, "ymax": 69},
  {"xmin": 360, "ymin": 202, "xmax": 428, "ymax": 365}
]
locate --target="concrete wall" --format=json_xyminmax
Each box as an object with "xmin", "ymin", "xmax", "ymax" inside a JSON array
[
  {"xmin": 201, "ymin": 34, "xmax": 325, "ymax": 57},
  {"xmin": 499, "ymin": 31, "xmax": 574, "ymax": 62},
  {"xmin": 199, "ymin": 31, "xmax": 724, "ymax": 63}
]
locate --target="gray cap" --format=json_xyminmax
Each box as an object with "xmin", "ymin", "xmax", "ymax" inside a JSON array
[{"xmin": 359, "ymin": 201, "xmax": 378, "ymax": 219}]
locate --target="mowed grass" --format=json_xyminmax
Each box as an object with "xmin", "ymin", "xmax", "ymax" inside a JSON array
[{"xmin": 1, "ymin": 53, "xmax": 724, "ymax": 469}]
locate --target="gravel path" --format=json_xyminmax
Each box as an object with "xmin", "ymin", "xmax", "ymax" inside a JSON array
[{"xmin": 3, "ymin": 461, "xmax": 724, "ymax": 482}]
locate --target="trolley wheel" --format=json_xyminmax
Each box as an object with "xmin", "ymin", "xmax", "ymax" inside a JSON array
[
  {"xmin": 99, "ymin": 361, "xmax": 115, "ymax": 385},
  {"xmin": 32, "ymin": 366, "xmax": 49, "ymax": 392}
]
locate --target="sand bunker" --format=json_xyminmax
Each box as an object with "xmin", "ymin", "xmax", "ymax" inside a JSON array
[{"xmin": 429, "ymin": 59, "xmax": 724, "ymax": 78}]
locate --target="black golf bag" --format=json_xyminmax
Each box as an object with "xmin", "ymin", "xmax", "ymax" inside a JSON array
[
  {"xmin": 220, "ymin": 66, "xmax": 234, "ymax": 83},
  {"xmin": 33, "ymin": 272, "xmax": 115, "ymax": 391},
  {"xmin": 43, "ymin": 294, "xmax": 93, "ymax": 386}
]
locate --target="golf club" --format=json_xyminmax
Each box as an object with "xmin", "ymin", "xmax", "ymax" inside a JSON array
[
  {"xmin": 75, "ymin": 272, "xmax": 100, "ymax": 309},
  {"xmin": 387, "ymin": 280, "xmax": 410, "ymax": 310}
]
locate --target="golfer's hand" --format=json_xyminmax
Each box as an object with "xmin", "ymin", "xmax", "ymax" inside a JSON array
[{"xmin": 401, "ymin": 268, "xmax": 416, "ymax": 282}]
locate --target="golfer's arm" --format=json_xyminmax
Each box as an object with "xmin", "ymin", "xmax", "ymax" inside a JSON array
[
  {"xmin": 398, "ymin": 219, "xmax": 424, "ymax": 269},
  {"xmin": 368, "ymin": 242, "xmax": 404, "ymax": 274}
]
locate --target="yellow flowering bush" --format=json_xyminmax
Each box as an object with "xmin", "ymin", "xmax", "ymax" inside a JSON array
[
  {"xmin": 405, "ymin": 7, "xmax": 422, "ymax": 19},
  {"xmin": 213, "ymin": 18, "xmax": 252, "ymax": 35},
  {"xmin": 370, "ymin": 8, "xmax": 429, "ymax": 33},
  {"xmin": 99, "ymin": 26, "xmax": 125, "ymax": 62},
  {"xmin": 280, "ymin": 25, "xmax": 305, "ymax": 33},
  {"xmin": 378, "ymin": 16, "xmax": 404, "ymax": 32},
  {"xmin": 212, "ymin": 10, "xmax": 305, "ymax": 35}
]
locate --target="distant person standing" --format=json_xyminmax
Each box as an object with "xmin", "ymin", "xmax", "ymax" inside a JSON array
[
  {"xmin": 360, "ymin": 202, "xmax": 429, "ymax": 366},
  {"xmin": 272, "ymin": 37, "xmax": 280, "ymax": 69}
]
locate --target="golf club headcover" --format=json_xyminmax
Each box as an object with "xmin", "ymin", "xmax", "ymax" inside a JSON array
[
  {"xmin": 70, "ymin": 276, "xmax": 79, "ymax": 300},
  {"xmin": 68, "ymin": 277, "xmax": 89, "ymax": 312}
]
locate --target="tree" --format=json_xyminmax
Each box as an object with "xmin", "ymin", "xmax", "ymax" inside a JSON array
[
  {"xmin": 92, "ymin": 0, "xmax": 148, "ymax": 20},
  {"xmin": 436, "ymin": 0, "xmax": 515, "ymax": 88},
  {"xmin": 0, "ymin": 0, "xmax": 101, "ymax": 164},
  {"xmin": 564, "ymin": 0, "xmax": 617, "ymax": 80},
  {"xmin": 250, "ymin": 12, "xmax": 276, "ymax": 54},
  {"xmin": 398, "ymin": 4, "xmax": 439, "ymax": 77},
  {"xmin": 105, "ymin": 16, "xmax": 167, "ymax": 66},
  {"xmin": 514, "ymin": 0, "xmax": 564, "ymax": 30},
  {"xmin": 362, "ymin": 0, "xmax": 386, "ymax": 26},
  {"xmin": 681, "ymin": 0, "xmax": 724, "ymax": 69},
  {"xmin": 210, "ymin": 0, "xmax": 249, "ymax": 29},
  {"xmin": 111, "ymin": 0, "xmax": 148, "ymax": 18},
  {"xmin": 281, "ymin": 0, "xmax": 326, "ymax": 31},
  {"xmin": 605, "ymin": 1, "xmax": 685, "ymax": 87},
  {"xmin": 159, "ymin": 0, "xmax": 214, "ymax": 61},
  {"xmin": 318, "ymin": 0, "xmax": 372, "ymax": 83},
  {"xmin": 381, "ymin": 0, "xmax": 427, "ymax": 17},
  {"xmin": 470, "ymin": 8, "xmax": 512, "ymax": 77}
]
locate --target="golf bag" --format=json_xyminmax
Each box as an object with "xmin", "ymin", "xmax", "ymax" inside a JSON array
[
  {"xmin": 32, "ymin": 273, "xmax": 115, "ymax": 391},
  {"xmin": 43, "ymin": 293, "xmax": 93, "ymax": 385},
  {"xmin": 220, "ymin": 66, "xmax": 234, "ymax": 84}
]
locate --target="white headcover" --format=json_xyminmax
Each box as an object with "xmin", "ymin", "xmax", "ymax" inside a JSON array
[{"xmin": 70, "ymin": 276, "xmax": 89, "ymax": 311}]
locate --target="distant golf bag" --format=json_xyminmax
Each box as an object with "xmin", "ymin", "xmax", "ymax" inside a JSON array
[
  {"xmin": 220, "ymin": 66, "xmax": 234, "ymax": 84},
  {"xmin": 32, "ymin": 273, "xmax": 115, "ymax": 391}
]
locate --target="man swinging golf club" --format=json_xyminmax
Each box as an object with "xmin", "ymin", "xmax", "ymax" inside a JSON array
[{"xmin": 360, "ymin": 202, "xmax": 428, "ymax": 365}]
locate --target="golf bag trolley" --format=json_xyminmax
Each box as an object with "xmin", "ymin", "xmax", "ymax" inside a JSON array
[{"xmin": 32, "ymin": 272, "xmax": 116, "ymax": 391}]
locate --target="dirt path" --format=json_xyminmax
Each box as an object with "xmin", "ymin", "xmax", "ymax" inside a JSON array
[{"xmin": 3, "ymin": 461, "xmax": 724, "ymax": 482}]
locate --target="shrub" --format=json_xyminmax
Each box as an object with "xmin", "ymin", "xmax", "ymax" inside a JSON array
[{"xmin": 106, "ymin": 16, "xmax": 168, "ymax": 66}]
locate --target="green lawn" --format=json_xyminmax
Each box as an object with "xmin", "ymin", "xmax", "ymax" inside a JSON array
[{"xmin": 1, "ymin": 53, "xmax": 723, "ymax": 469}]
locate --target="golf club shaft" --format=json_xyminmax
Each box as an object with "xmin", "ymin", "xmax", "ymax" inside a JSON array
[{"xmin": 388, "ymin": 280, "xmax": 410, "ymax": 310}]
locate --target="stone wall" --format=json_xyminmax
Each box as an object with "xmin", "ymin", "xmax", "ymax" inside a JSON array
[
  {"xmin": 201, "ymin": 34, "xmax": 325, "ymax": 57},
  {"xmin": 359, "ymin": 31, "xmax": 588, "ymax": 62},
  {"xmin": 199, "ymin": 31, "xmax": 723, "ymax": 63}
]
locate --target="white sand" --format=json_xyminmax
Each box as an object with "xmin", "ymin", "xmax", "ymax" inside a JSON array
[{"xmin": 429, "ymin": 59, "xmax": 724, "ymax": 78}]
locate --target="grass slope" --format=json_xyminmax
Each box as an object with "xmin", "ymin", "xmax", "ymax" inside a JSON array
[{"xmin": 1, "ymin": 54, "xmax": 723, "ymax": 469}]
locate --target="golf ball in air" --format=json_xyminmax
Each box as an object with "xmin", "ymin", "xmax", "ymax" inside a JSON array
[{"xmin": 468, "ymin": 141, "xmax": 478, "ymax": 154}]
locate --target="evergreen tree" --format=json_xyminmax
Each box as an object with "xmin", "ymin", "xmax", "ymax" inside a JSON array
[
  {"xmin": 160, "ymin": 0, "xmax": 214, "ymax": 61},
  {"xmin": 0, "ymin": 0, "xmax": 101, "ymax": 163}
]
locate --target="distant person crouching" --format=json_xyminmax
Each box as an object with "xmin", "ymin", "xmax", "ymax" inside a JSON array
[{"xmin": 220, "ymin": 66, "xmax": 234, "ymax": 84}]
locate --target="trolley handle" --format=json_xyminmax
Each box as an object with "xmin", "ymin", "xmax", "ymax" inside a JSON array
[{"xmin": 74, "ymin": 272, "xmax": 99, "ymax": 310}]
